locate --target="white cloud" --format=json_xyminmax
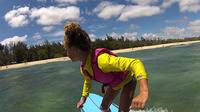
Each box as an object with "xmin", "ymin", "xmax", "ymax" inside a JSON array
[
  {"xmin": 93, "ymin": 1, "xmax": 125, "ymax": 19},
  {"xmin": 118, "ymin": 5, "xmax": 162, "ymax": 21},
  {"xmin": 165, "ymin": 16, "xmax": 188, "ymax": 24},
  {"xmin": 129, "ymin": 24, "xmax": 141, "ymax": 30},
  {"xmin": 161, "ymin": 0, "xmax": 200, "ymax": 13},
  {"xmin": 93, "ymin": 1, "xmax": 162, "ymax": 21},
  {"xmin": 4, "ymin": 6, "xmax": 81, "ymax": 28},
  {"xmin": 187, "ymin": 19, "xmax": 200, "ymax": 34},
  {"xmin": 51, "ymin": 31, "xmax": 65, "ymax": 37},
  {"xmin": 142, "ymin": 33, "xmax": 160, "ymax": 39},
  {"xmin": 55, "ymin": 0, "xmax": 86, "ymax": 4},
  {"xmin": 0, "ymin": 35, "xmax": 27, "ymax": 45},
  {"xmin": 88, "ymin": 24, "xmax": 106, "ymax": 32},
  {"xmin": 30, "ymin": 6, "xmax": 80, "ymax": 26},
  {"xmin": 32, "ymin": 33, "xmax": 42, "ymax": 40},
  {"xmin": 4, "ymin": 6, "xmax": 30, "ymax": 28},
  {"xmin": 85, "ymin": 8, "xmax": 93, "ymax": 16},
  {"xmin": 179, "ymin": 0, "xmax": 200, "ymax": 13},
  {"xmin": 108, "ymin": 32, "xmax": 138, "ymax": 40},
  {"xmin": 161, "ymin": 0, "xmax": 178, "ymax": 8},
  {"xmin": 42, "ymin": 26, "xmax": 54, "ymax": 32},
  {"xmin": 37, "ymin": 0, "xmax": 47, "ymax": 2},
  {"xmin": 126, "ymin": 0, "xmax": 158, "ymax": 5},
  {"xmin": 161, "ymin": 27, "xmax": 187, "ymax": 38},
  {"xmin": 122, "ymin": 32, "xmax": 138, "ymax": 40},
  {"xmin": 89, "ymin": 33, "xmax": 97, "ymax": 41}
]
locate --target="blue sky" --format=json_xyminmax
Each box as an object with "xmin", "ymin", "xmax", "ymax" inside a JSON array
[{"xmin": 0, "ymin": 0, "xmax": 200, "ymax": 45}]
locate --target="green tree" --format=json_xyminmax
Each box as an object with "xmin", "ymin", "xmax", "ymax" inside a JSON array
[
  {"xmin": 12, "ymin": 42, "xmax": 28, "ymax": 63},
  {"xmin": 37, "ymin": 49, "xmax": 48, "ymax": 60}
]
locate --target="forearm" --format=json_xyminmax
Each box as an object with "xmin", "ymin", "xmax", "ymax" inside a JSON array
[
  {"xmin": 138, "ymin": 79, "xmax": 149, "ymax": 95},
  {"xmin": 80, "ymin": 96, "xmax": 87, "ymax": 102},
  {"xmin": 130, "ymin": 79, "xmax": 149, "ymax": 109},
  {"xmin": 82, "ymin": 79, "xmax": 92, "ymax": 97}
]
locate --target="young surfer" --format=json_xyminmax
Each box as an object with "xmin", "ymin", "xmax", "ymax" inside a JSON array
[{"xmin": 64, "ymin": 22, "xmax": 149, "ymax": 112}]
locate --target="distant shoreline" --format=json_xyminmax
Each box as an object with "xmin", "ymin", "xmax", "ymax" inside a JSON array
[{"xmin": 1, "ymin": 40, "xmax": 200, "ymax": 71}]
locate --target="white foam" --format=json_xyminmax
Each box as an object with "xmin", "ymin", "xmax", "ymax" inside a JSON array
[{"xmin": 129, "ymin": 107, "xmax": 171, "ymax": 112}]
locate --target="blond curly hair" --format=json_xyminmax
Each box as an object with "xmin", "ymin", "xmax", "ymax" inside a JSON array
[{"xmin": 64, "ymin": 22, "xmax": 91, "ymax": 52}]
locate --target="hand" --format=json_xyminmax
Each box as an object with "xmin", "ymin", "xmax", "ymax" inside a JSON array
[
  {"xmin": 129, "ymin": 92, "xmax": 148, "ymax": 109},
  {"xmin": 76, "ymin": 97, "xmax": 86, "ymax": 109}
]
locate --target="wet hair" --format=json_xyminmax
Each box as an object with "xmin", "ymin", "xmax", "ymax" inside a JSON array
[{"xmin": 64, "ymin": 22, "xmax": 91, "ymax": 52}]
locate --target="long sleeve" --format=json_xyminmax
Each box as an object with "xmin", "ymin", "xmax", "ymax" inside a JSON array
[
  {"xmin": 97, "ymin": 53, "xmax": 147, "ymax": 80},
  {"xmin": 80, "ymin": 68, "xmax": 92, "ymax": 97}
]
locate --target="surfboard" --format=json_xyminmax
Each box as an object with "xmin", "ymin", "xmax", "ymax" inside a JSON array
[{"xmin": 81, "ymin": 93, "xmax": 119, "ymax": 112}]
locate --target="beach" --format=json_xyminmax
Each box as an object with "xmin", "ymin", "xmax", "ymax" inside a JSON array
[{"xmin": 1, "ymin": 40, "xmax": 200, "ymax": 71}]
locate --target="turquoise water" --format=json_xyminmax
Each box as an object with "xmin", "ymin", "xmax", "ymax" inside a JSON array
[{"xmin": 0, "ymin": 43, "xmax": 200, "ymax": 112}]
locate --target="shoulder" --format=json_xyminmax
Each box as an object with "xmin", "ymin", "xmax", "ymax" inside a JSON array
[{"xmin": 97, "ymin": 52, "xmax": 112, "ymax": 62}]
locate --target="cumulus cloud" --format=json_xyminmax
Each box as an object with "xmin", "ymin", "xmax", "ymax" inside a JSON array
[
  {"xmin": 161, "ymin": 0, "xmax": 178, "ymax": 8},
  {"xmin": 161, "ymin": 0, "xmax": 200, "ymax": 13},
  {"xmin": 129, "ymin": 24, "xmax": 141, "ymax": 30},
  {"xmin": 0, "ymin": 35, "xmax": 27, "ymax": 45},
  {"xmin": 88, "ymin": 24, "xmax": 106, "ymax": 32},
  {"xmin": 55, "ymin": 0, "xmax": 86, "ymax": 4},
  {"xmin": 50, "ymin": 31, "xmax": 65, "ymax": 37},
  {"xmin": 93, "ymin": 1, "xmax": 125, "ymax": 19},
  {"xmin": 37, "ymin": 0, "xmax": 47, "ymax": 2},
  {"xmin": 142, "ymin": 33, "xmax": 160, "ymax": 39},
  {"xmin": 165, "ymin": 16, "xmax": 188, "ymax": 24},
  {"xmin": 32, "ymin": 33, "xmax": 42, "ymax": 40},
  {"xmin": 4, "ymin": 6, "xmax": 30, "ymax": 28},
  {"xmin": 161, "ymin": 27, "xmax": 187, "ymax": 38},
  {"xmin": 30, "ymin": 6, "xmax": 80, "ymax": 26},
  {"xmin": 126, "ymin": 0, "xmax": 158, "ymax": 5},
  {"xmin": 179, "ymin": 0, "xmax": 200, "ymax": 12},
  {"xmin": 4, "ymin": 6, "xmax": 80, "ymax": 28},
  {"xmin": 42, "ymin": 26, "xmax": 54, "ymax": 32},
  {"xmin": 93, "ymin": 1, "xmax": 162, "ymax": 21},
  {"xmin": 85, "ymin": 8, "xmax": 93, "ymax": 16},
  {"xmin": 107, "ymin": 32, "xmax": 138, "ymax": 40},
  {"xmin": 187, "ymin": 19, "xmax": 200, "ymax": 34},
  {"xmin": 118, "ymin": 5, "xmax": 162, "ymax": 21},
  {"xmin": 89, "ymin": 33, "xmax": 97, "ymax": 41},
  {"xmin": 122, "ymin": 32, "xmax": 138, "ymax": 40}
]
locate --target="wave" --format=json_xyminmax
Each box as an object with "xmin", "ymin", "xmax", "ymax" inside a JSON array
[{"xmin": 129, "ymin": 107, "xmax": 171, "ymax": 112}]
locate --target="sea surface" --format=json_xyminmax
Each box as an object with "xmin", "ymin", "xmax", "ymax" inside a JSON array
[{"xmin": 0, "ymin": 43, "xmax": 200, "ymax": 112}]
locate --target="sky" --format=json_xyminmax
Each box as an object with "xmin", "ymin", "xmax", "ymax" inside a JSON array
[{"xmin": 0, "ymin": 0, "xmax": 200, "ymax": 45}]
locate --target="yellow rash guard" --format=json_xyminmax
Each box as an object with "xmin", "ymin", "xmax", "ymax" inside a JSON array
[{"xmin": 80, "ymin": 52, "xmax": 148, "ymax": 97}]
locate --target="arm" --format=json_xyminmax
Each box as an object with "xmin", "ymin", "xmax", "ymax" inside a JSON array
[
  {"xmin": 97, "ymin": 53, "xmax": 147, "ymax": 80},
  {"xmin": 98, "ymin": 53, "xmax": 149, "ymax": 109},
  {"xmin": 82, "ymin": 78, "xmax": 92, "ymax": 97},
  {"xmin": 130, "ymin": 79, "xmax": 149, "ymax": 109},
  {"xmin": 77, "ymin": 69, "xmax": 92, "ymax": 109}
]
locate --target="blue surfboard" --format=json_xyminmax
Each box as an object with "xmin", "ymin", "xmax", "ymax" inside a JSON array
[{"xmin": 81, "ymin": 93, "xmax": 119, "ymax": 112}]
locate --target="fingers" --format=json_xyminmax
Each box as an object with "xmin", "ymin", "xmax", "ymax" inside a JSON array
[
  {"xmin": 129, "ymin": 99, "xmax": 145, "ymax": 109},
  {"xmin": 76, "ymin": 101, "xmax": 84, "ymax": 109},
  {"xmin": 77, "ymin": 97, "xmax": 86, "ymax": 109}
]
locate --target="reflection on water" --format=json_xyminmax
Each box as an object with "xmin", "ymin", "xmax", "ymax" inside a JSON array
[{"xmin": 0, "ymin": 43, "xmax": 200, "ymax": 112}]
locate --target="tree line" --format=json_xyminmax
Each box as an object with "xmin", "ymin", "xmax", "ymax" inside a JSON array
[
  {"xmin": 0, "ymin": 35, "xmax": 200, "ymax": 66},
  {"xmin": 0, "ymin": 41, "xmax": 66, "ymax": 66}
]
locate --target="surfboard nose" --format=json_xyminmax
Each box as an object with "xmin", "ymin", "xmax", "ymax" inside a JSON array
[{"xmin": 81, "ymin": 93, "xmax": 118, "ymax": 112}]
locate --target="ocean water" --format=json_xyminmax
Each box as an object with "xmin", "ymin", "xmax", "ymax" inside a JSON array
[{"xmin": 0, "ymin": 43, "xmax": 200, "ymax": 112}]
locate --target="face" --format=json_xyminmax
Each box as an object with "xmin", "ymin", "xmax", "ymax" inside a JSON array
[{"xmin": 66, "ymin": 46, "xmax": 80, "ymax": 61}]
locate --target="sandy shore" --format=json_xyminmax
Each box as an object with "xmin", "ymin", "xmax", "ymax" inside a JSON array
[{"xmin": 1, "ymin": 40, "xmax": 200, "ymax": 71}]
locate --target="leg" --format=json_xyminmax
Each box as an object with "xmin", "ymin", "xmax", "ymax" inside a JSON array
[
  {"xmin": 119, "ymin": 79, "xmax": 137, "ymax": 112},
  {"xmin": 100, "ymin": 86, "xmax": 120, "ymax": 112}
]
